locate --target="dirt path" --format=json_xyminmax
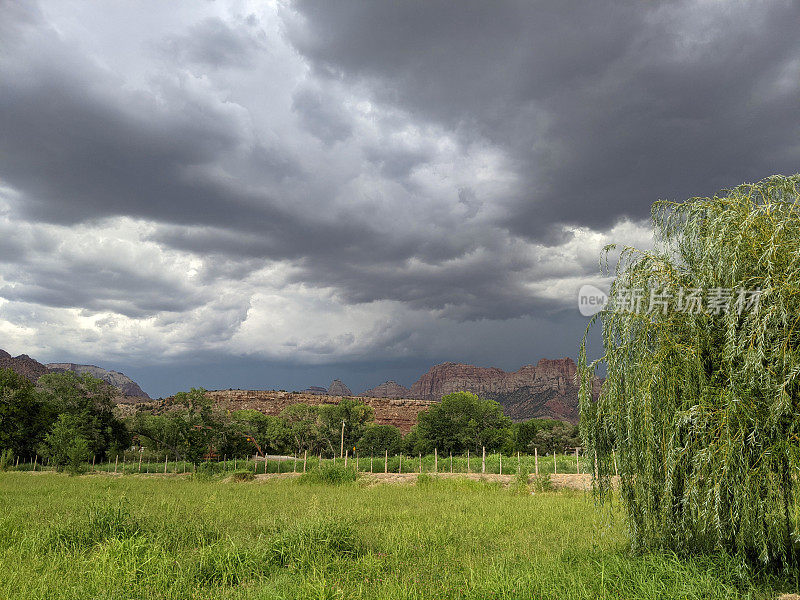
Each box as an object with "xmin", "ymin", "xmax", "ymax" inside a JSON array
[{"xmin": 355, "ymin": 472, "xmax": 606, "ymax": 490}]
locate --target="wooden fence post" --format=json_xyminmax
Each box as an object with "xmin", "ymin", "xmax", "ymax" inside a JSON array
[
  {"xmin": 114, "ymin": 455, "xmax": 118, "ymax": 474},
  {"xmin": 92, "ymin": 455, "xmax": 95, "ymax": 473},
  {"xmin": 164, "ymin": 455, "xmax": 168, "ymax": 474},
  {"xmin": 434, "ymin": 448, "xmax": 438, "ymax": 474},
  {"xmin": 613, "ymin": 449, "xmax": 618, "ymax": 476},
  {"xmin": 575, "ymin": 447, "xmax": 580, "ymax": 475},
  {"xmin": 553, "ymin": 452, "xmax": 557, "ymax": 474},
  {"xmin": 304, "ymin": 450, "xmax": 307, "ymax": 473},
  {"xmin": 370, "ymin": 455, "xmax": 373, "ymax": 473},
  {"xmin": 294, "ymin": 454, "xmax": 298, "ymax": 473},
  {"xmin": 534, "ymin": 448, "xmax": 539, "ymax": 475},
  {"xmin": 482, "ymin": 446, "xmax": 486, "ymax": 474},
  {"xmin": 138, "ymin": 450, "xmax": 142, "ymax": 473}
]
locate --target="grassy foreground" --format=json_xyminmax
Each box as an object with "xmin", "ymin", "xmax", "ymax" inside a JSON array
[{"xmin": 0, "ymin": 473, "xmax": 791, "ymax": 599}]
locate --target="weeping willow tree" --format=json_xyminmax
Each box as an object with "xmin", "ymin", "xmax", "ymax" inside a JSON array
[{"xmin": 579, "ymin": 174, "xmax": 800, "ymax": 572}]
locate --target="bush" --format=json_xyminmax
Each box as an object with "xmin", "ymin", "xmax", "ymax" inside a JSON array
[
  {"xmin": 530, "ymin": 473, "xmax": 553, "ymax": 493},
  {"xmin": 510, "ymin": 467, "xmax": 530, "ymax": 495},
  {"xmin": 230, "ymin": 469, "xmax": 255, "ymax": 482},
  {"xmin": 298, "ymin": 464, "xmax": 358, "ymax": 485}
]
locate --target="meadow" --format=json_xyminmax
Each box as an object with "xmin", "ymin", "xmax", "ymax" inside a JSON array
[{"xmin": 0, "ymin": 471, "xmax": 791, "ymax": 600}]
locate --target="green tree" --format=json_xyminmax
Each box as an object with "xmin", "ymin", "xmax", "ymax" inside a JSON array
[
  {"xmin": 526, "ymin": 422, "xmax": 580, "ymax": 454},
  {"xmin": 580, "ymin": 174, "xmax": 800, "ymax": 572},
  {"xmin": 132, "ymin": 388, "xmax": 220, "ymax": 465},
  {"xmin": 357, "ymin": 423, "xmax": 403, "ymax": 455},
  {"xmin": 416, "ymin": 391, "xmax": 511, "ymax": 453},
  {"xmin": 220, "ymin": 410, "xmax": 292, "ymax": 457},
  {"xmin": 43, "ymin": 413, "xmax": 91, "ymax": 473},
  {"xmin": 37, "ymin": 371, "xmax": 129, "ymax": 460},
  {"xmin": 280, "ymin": 403, "xmax": 323, "ymax": 454},
  {"xmin": 505, "ymin": 418, "xmax": 561, "ymax": 453},
  {"xmin": 0, "ymin": 368, "xmax": 53, "ymax": 458},
  {"xmin": 317, "ymin": 399, "xmax": 374, "ymax": 457}
]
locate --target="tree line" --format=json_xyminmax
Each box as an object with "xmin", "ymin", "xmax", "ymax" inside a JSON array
[{"xmin": 0, "ymin": 369, "xmax": 580, "ymax": 471}]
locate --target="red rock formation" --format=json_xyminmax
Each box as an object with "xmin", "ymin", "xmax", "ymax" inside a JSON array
[
  {"xmin": 409, "ymin": 358, "xmax": 600, "ymax": 424},
  {"xmin": 327, "ymin": 379, "xmax": 352, "ymax": 396},
  {"xmin": 360, "ymin": 380, "xmax": 411, "ymax": 399},
  {"xmin": 126, "ymin": 390, "xmax": 437, "ymax": 434}
]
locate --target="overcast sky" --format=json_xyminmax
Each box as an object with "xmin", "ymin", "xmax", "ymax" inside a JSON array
[{"xmin": 1, "ymin": 1, "xmax": 798, "ymax": 397}]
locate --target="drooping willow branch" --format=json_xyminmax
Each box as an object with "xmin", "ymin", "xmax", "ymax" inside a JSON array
[{"xmin": 579, "ymin": 174, "xmax": 800, "ymax": 572}]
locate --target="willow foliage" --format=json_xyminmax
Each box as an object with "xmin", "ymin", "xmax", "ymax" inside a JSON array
[{"xmin": 579, "ymin": 174, "xmax": 800, "ymax": 572}]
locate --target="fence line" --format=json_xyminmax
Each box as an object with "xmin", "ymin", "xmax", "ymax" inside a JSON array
[{"xmin": 4, "ymin": 447, "xmax": 597, "ymax": 477}]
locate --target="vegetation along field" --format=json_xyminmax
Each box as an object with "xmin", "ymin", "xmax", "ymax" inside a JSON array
[{"xmin": 0, "ymin": 471, "xmax": 794, "ymax": 600}]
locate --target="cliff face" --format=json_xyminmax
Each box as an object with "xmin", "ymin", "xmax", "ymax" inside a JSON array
[
  {"xmin": 409, "ymin": 358, "xmax": 599, "ymax": 424},
  {"xmin": 0, "ymin": 351, "xmax": 50, "ymax": 383},
  {"xmin": 133, "ymin": 390, "xmax": 436, "ymax": 434},
  {"xmin": 47, "ymin": 363, "xmax": 150, "ymax": 398},
  {"xmin": 360, "ymin": 381, "xmax": 411, "ymax": 399},
  {"xmin": 327, "ymin": 379, "xmax": 353, "ymax": 396}
]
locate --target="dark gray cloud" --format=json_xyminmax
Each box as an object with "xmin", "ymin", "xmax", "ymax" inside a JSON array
[
  {"xmin": 287, "ymin": 0, "xmax": 800, "ymax": 237},
  {"xmin": 0, "ymin": 0, "xmax": 796, "ymax": 384}
]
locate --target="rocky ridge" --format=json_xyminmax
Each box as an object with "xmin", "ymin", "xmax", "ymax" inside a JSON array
[
  {"xmin": 327, "ymin": 379, "xmax": 352, "ymax": 396},
  {"xmin": 0, "ymin": 348, "xmax": 150, "ymax": 399},
  {"xmin": 0, "ymin": 351, "xmax": 50, "ymax": 383},
  {"xmin": 407, "ymin": 358, "xmax": 600, "ymax": 423},
  {"xmin": 124, "ymin": 390, "xmax": 435, "ymax": 434},
  {"xmin": 360, "ymin": 380, "xmax": 411, "ymax": 399},
  {"xmin": 47, "ymin": 363, "xmax": 150, "ymax": 398}
]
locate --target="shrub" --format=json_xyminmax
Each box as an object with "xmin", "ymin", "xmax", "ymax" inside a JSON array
[
  {"xmin": 530, "ymin": 473, "xmax": 553, "ymax": 493},
  {"xmin": 298, "ymin": 463, "xmax": 358, "ymax": 485},
  {"xmin": 230, "ymin": 469, "xmax": 255, "ymax": 482},
  {"xmin": 510, "ymin": 467, "xmax": 530, "ymax": 495}
]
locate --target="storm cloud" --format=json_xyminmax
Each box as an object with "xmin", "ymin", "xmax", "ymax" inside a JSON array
[{"xmin": 0, "ymin": 1, "xmax": 796, "ymax": 396}]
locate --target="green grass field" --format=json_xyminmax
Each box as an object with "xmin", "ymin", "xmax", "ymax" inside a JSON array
[{"xmin": 0, "ymin": 472, "xmax": 791, "ymax": 599}]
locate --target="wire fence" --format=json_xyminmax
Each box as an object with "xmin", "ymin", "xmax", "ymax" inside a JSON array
[{"xmin": 6, "ymin": 447, "xmax": 616, "ymax": 476}]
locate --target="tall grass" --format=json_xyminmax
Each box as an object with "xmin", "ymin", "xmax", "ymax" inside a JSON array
[{"xmin": 0, "ymin": 472, "xmax": 791, "ymax": 599}]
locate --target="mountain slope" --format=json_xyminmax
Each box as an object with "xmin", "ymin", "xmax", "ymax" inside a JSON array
[
  {"xmin": 46, "ymin": 363, "xmax": 150, "ymax": 398},
  {"xmin": 0, "ymin": 351, "xmax": 50, "ymax": 383}
]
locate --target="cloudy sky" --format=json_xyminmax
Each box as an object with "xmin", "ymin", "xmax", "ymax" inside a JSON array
[{"xmin": 1, "ymin": 1, "xmax": 798, "ymax": 397}]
